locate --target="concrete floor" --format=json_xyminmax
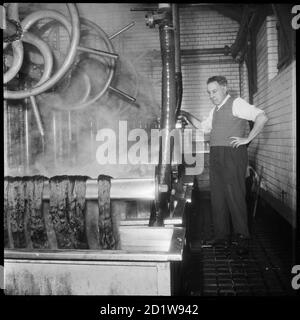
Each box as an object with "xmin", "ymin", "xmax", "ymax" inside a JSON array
[{"xmin": 184, "ymin": 189, "xmax": 299, "ymax": 296}]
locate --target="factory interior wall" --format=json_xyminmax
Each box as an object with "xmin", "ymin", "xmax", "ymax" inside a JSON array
[
  {"xmin": 248, "ymin": 16, "xmax": 296, "ymax": 227},
  {"xmin": 179, "ymin": 6, "xmax": 240, "ymax": 121},
  {"xmin": 12, "ymin": 4, "xmax": 296, "ymax": 223}
]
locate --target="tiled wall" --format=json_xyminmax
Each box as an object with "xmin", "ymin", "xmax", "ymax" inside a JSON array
[{"xmin": 249, "ymin": 16, "xmax": 296, "ymax": 226}]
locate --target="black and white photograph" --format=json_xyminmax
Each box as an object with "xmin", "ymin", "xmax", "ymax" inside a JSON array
[{"xmin": 2, "ymin": 1, "xmax": 299, "ymax": 307}]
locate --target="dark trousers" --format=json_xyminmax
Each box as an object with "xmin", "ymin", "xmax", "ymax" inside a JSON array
[{"xmin": 209, "ymin": 146, "xmax": 250, "ymax": 239}]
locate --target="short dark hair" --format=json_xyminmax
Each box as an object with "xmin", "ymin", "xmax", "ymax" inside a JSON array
[{"xmin": 207, "ymin": 76, "xmax": 228, "ymax": 86}]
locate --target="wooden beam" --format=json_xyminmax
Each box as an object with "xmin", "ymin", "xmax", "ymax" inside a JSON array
[
  {"xmin": 230, "ymin": 5, "xmax": 252, "ymax": 58},
  {"xmin": 207, "ymin": 4, "xmax": 244, "ymax": 23},
  {"xmin": 272, "ymin": 4, "xmax": 296, "ymax": 62},
  {"xmin": 179, "ymin": 4, "xmax": 244, "ymax": 23}
]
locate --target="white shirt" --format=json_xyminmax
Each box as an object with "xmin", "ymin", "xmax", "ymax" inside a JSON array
[{"xmin": 201, "ymin": 94, "xmax": 265, "ymax": 133}]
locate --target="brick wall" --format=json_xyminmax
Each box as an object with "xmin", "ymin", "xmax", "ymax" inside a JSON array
[
  {"xmin": 179, "ymin": 6, "xmax": 240, "ymax": 121},
  {"xmin": 249, "ymin": 16, "xmax": 296, "ymax": 226}
]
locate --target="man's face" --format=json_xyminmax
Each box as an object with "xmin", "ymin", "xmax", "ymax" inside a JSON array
[{"xmin": 207, "ymin": 81, "xmax": 227, "ymax": 106}]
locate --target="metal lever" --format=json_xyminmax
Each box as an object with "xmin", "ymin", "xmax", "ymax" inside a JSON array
[
  {"xmin": 109, "ymin": 22, "xmax": 135, "ymax": 40},
  {"xmin": 108, "ymin": 86, "xmax": 136, "ymax": 103},
  {"xmin": 30, "ymin": 96, "xmax": 45, "ymax": 137},
  {"xmin": 77, "ymin": 45, "xmax": 118, "ymax": 59}
]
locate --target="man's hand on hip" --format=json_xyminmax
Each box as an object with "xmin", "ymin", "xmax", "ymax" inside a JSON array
[{"xmin": 229, "ymin": 137, "xmax": 250, "ymax": 148}]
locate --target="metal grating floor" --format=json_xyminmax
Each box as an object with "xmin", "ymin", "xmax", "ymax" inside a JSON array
[{"xmin": 185, "ymin": 193, "xmax": 298, "ymax": 296}]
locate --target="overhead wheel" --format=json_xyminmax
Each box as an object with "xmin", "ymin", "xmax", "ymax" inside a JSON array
[
  {"xmin": 38, "ymin": 18, "xmax": 136, "ymax": 111},
  {"xmin": 3, "ymin": 3, "xmax": 137, "ymax": 136},
  {"xmin": 3, "ymin": 3, "xmax": 81, "ymax": 138}
]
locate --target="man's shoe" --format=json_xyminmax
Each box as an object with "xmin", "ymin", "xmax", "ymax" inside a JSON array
[
  {"xmin": 205, "ymin": 238, "xmax": 230, "ymax": 248},
  {"xmin": 235, "ymin": 235, "xmax": 250, "ymax": 256}
]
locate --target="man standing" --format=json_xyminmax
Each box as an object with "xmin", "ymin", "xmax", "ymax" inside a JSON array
[{"xmin": 180, "ymin": 76, "xmax": 268, "ymax": 255}]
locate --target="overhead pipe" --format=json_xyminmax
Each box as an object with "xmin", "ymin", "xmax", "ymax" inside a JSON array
[
  {"xmin": 181, "ymin": 46, "xmax": 231, "ymax": 56},
  {"xmin": 3, "ymin": 41, "xmax": 24, "ymax": 84},
  {"xmin": 3, "ymin": 2, "xmax": 22, "ymax": 50},
  {"xmin": 4, "ymin": 4, "xmax": 80, "ymax": 100},
  {"xmin": 3, "ymin": 3, "xmax": 24, "ymax": 83}
]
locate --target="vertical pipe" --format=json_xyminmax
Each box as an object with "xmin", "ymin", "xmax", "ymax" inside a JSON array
[
  {"xmin": 18, "ymin": 103, "xmax": 25, "ymax": 174},
  {"xmin": 24, "ymin": 101, "xmax": 30, "ymax": 172},
  {"xmin": 7, "ymin": 103, "xmax": 13, "ymax": 169},
  {"xmin": 57, "ymin": 111, "xmax": 63, "ymax": 163},
  {"xmin": 152, "ymin": 9, "xmax": 176, "ymax": 226},
  {"xmin": 90, "ymin": 120, "xmax": 94, "ymax": 161},
  {"xmin": 29, "ymin": 96, "xmax": 45, "ymax": 138},
  {"xmin": 68, "ymin": 112, "xmax": 72, "ymax": 141},
  {"xmin": 52, "ymin": 111, "xmax": 57, "ymax": 167},
  {"xmin": 68, "ymin": 111, "xmax": 72, "ymax": 164},
  {"xmin": 4, "ymin": 100, "xmax": 8, "ymax": 175},
  {"xmin": 172, "ymin": 4, "xmax": 183, "ymax": 118}
]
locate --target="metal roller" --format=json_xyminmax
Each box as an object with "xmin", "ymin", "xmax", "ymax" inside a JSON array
[{"xmin": 41, "ymin": 177, "xmax": 158, "ymax": 201}]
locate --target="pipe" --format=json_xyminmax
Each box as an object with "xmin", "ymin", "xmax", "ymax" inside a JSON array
[
  {"xmin": 22, "ymin": 31, "xmax": 54, "ymax": 85},
  {"xmin": 181, "ymin": 46, "xmax": 231, "ymax": 56},
  {"xmin": 24, "ymin": 100, "xmax": 30, "ymax": 171},
  {"xmin": 154, "ymin": 12, "xmax": 177, "ymax": 226},
  {"xmin": 172, "ymin": 4, "xmax": 183, "ymax": 118},
  {"xmin": 52, "ymin": 112, "xmax": 57, "ymax": 167},
  {"xmin": 3, "ymin": 40, "xmax": 24, "ymax": 84},
  {"xmin": 4, "ymin": 100, "xmax": 8, "ymax": 173},
  {"xmin": 3, "ymin": 19, "xmax": 19, "ymax": 38},
  {"xmin": 29, "ymin": 96, "xmax": 45, "ymax": 137},
  {"xmin": 17, "ymin": 103, "xmax": 25, "ymax": 172},
  {"xmin": 108, "ymin": 86, "xmax": 136, "ymax": 103},
  {"xmin": 3, "ymin": 3, "xmax": 21, "ymax": 50},
  {"xmin": 79, "ymin": 73, "xmax": 92, "ymax": 103},
  {"xmin": 7, "ymin": 3, "xmax": 20, "ymax": 21},
  {"xmin": 77, "ymin": 45, "xmax": 118, "ymax": 59},
  {"xmin": 3, "ymin": 3, "xmax": 24, "ymax": 83},
  {"xmin": 109, "ymin": 21, "xmax": 135, "ymax": 40},
  {"xmin": 4, "ymin": 4, "xmax": 80, "ymax": 100}
]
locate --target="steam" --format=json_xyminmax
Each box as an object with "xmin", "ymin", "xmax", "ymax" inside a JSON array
[{"xmin": 5, "ymin": 55, "xmax": 160, "ymax": 179}]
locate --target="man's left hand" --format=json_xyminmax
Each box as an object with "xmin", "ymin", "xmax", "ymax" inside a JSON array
[{"xmin": 229, "ymin": 137, "xmax": 250, "ymax": 148}]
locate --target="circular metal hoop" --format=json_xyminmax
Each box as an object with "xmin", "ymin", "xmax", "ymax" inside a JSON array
[
  {"xmin": 43, "ymin": 17, "xmax": 117, "ymax": 111},
  {"xmin": 4, "ymin": 3, "xmax": 80, "ymax": 100}
]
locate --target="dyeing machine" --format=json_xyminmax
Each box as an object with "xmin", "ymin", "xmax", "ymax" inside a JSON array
[{"xmin": 3, "ymin": 3, "xmax": 192, "ymax": 295}]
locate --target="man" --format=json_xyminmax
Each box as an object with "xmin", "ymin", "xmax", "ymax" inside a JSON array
[{"xmin": 180, "ymin": 76, "xmax": 268, "ymax": 255}]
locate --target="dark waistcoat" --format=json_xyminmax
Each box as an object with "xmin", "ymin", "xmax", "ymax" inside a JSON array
[{"xmin": 210, "ymin": 96, "xmax": 248, "ymax": 147}]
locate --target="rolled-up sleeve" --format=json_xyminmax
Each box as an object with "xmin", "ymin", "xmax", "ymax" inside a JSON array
[{"xmin": 232, "ymin": 97, "xmax": 265, "ymax": 121}]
